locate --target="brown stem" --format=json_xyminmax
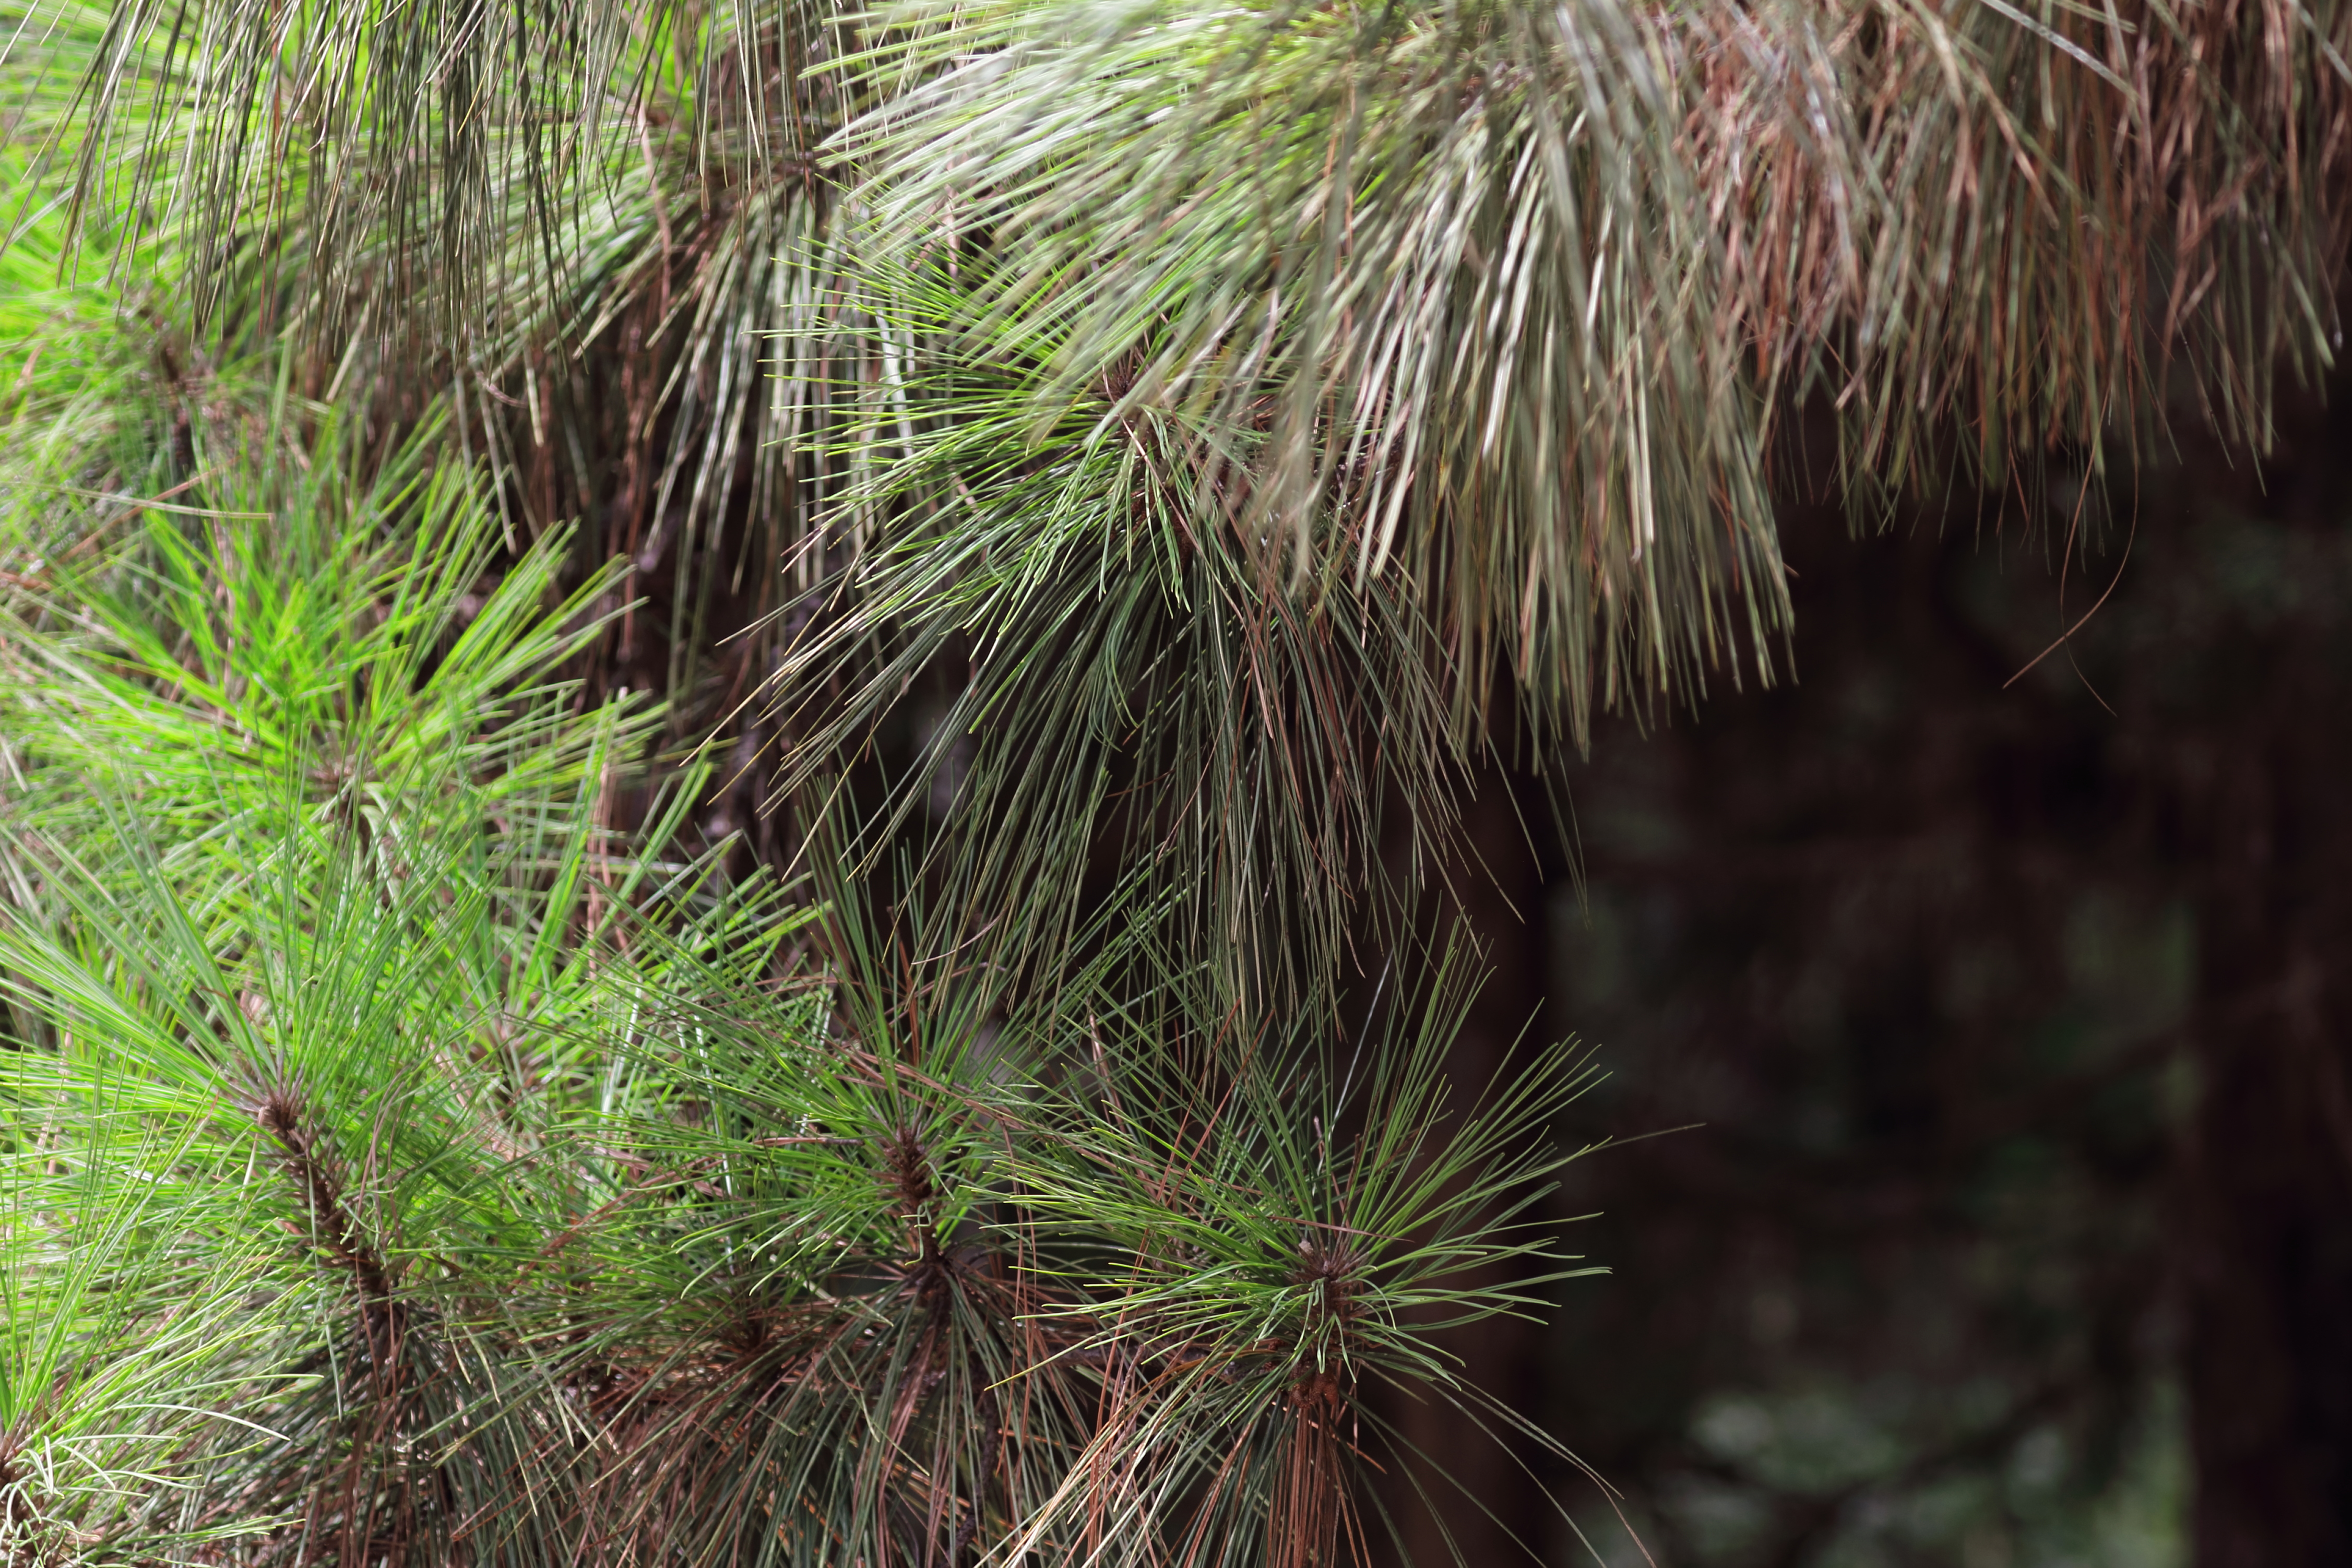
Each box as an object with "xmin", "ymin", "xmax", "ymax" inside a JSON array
[{"xmin": 253, "ymin": 1090, "xmax": 406, "ymax": 1379}]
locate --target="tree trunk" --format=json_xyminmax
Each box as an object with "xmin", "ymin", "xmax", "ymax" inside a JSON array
[
  {"xmin": 2182, "ymin": 668, "xmax": 2352, "ymax": 1567},
  {"xmin": 2175, "ymin": 383, "xmax": 2352, "ymax": 1565}
]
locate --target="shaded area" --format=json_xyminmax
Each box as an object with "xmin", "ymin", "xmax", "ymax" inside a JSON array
[{"xmin": 1504, "ymin": 396, "xmax": 2352, "ymax": 1564}]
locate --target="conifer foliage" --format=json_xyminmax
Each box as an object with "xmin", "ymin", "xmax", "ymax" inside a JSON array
[
  {"xmin": 3, "ymin": 0, "xmax": 2348, "ymax": 1561},
  {"xmin": 0, "ymin": 423, "xmax": 1607, "ymax": 1564}
]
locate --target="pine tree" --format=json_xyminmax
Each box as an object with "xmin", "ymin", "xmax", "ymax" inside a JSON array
[{"xmin": 4, "ymin": 0, "xmax": 2349, "ymax": 1561}]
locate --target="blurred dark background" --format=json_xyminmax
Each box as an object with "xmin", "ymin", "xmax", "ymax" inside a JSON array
[{"xmin": 1407, "ymin": 386, "xmax": 2352, "ymax": 1566}]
